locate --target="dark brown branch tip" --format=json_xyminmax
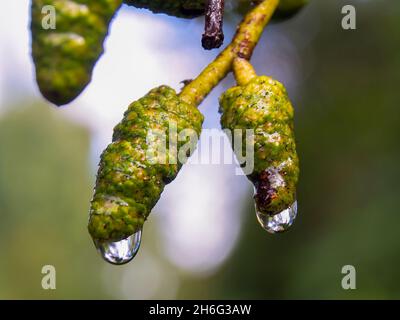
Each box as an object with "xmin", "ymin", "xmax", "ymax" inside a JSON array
[
  {"xmin": 202, "ymin": 32, "xmax": 224, "ymax": 50},
  {"xmin": 202, "ymin": 0, "xmax": 225, "ymax": 50}
]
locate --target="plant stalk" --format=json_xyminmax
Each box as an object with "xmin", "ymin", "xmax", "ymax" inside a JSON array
[
  {"xmin": 179, "ymin": 0, "xmax": 280, "ymax": 106},
  {"xmin": 233, "ymin": 57, "xmax": 258, "ymax": 86}
]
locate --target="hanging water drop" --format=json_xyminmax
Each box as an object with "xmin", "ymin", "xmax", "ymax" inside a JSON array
[
  {"xmin": 94, "ymin": 229, "xmax": 142, "ymax": 265},
  {"xmin": 256, "ymin": 201, "xmax": 297, "ymax": 234}
]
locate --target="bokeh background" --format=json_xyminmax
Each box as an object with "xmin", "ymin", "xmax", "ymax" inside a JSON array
[{"xmin": 0, "ymin": 0, "xmax": 399, "ymax": 299}]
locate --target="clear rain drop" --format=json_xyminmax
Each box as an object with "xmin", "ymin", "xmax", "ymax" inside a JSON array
[
  {"xmin": 256, "ymin": 201, "xmax": 297, "ymax": 234},
  {"xmin": 94, "ymin": 229, "xmax": 142, "ymax": 265}
]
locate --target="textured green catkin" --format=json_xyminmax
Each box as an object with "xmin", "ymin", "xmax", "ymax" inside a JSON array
[
  {"xmin": 88, "ymin": 86, "xmax": 203, "ymax": 241},
  {"xmin": 219, "ymin": 66, "xmax": 299, "ymax": 217},
  {"xmin": 31, "ymin": 0, "xmax": 122, "ymax": 106}
]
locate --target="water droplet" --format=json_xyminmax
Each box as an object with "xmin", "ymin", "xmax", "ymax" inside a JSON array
[
  {"xmin": 256, "ymin": 201, "xmax": 297, "ymax": 234},
  {"xmin": 94, "ymin": 230, "xmax": 142, "ymax": 265}
]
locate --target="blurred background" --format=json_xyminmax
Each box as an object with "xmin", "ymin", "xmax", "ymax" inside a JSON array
[{"xmin": 0, "ymin": 0, "xmax": 399, "ymax": 299}]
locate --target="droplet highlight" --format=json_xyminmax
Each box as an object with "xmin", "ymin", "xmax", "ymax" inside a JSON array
[
  {"xmin": 94, "ymin": 229, "xmax": 142, "ymax": 265},
  {"xmin": 256, "ymin": 201, "xmax": 297, "ymax": 234}
]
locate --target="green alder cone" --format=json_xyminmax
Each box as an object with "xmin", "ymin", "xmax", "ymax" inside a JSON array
[
  {"xmin": 31, "ymin": 0, "xmax": 122, "ymax": 106},
  {"xmin": 219, "ymin": 75, "xmax": 299, "ymax": 217},
  {"xmin": 88, "ymin": 86, "xmax": 204, "ymax": 241}
]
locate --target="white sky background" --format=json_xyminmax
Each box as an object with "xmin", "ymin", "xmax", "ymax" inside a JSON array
[{"xmin": 0, "ymin": 0, "xmax": 311, "ymax": 298}]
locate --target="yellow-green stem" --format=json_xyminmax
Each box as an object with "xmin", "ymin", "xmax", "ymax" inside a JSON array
[
  {"xmin": 179, "ymin": 0, "xmax": 280, "ymax": 106},
  {"xmin": 233, "ymin": 57, "xmax": 258, "ymax": 86}
]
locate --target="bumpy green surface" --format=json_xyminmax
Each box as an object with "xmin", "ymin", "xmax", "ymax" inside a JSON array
[
  {"xmin": 88, "ymin": 86, "xmax": 203, "ymax": 241},
  {"xmin": 125, "ymin": 0, "xmax": 308, "ymax": 19},
  {"xmin": 31, "ymin": 0, "xmax": 122, "ymax": 106},
  {"xmin": 220, "ymin": 76, "xmax": 299, "ymax": 216}
]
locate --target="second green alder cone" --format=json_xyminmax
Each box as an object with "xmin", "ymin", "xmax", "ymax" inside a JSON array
[
  {"xmin": 88, "ymin": 86, "xmax": 203, "ymax": 242},
  {"xmin": 220, "ymin": 59, "xmax": 299, "ymax": 221}
]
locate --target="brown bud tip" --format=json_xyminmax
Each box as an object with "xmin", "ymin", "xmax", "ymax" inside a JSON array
[
  {"xmin": 181, "ymin": 79, "xmax": 193, "ymax": 86},
  {"xmin": 202, "ymin": 32, "xmax": 224, "ymax": 50}
]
